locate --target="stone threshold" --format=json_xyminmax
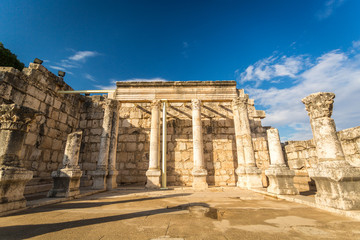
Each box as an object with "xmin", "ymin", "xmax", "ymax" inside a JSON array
[
  {"xmin": 0, "ymin": 188, "xmax": 106, "ymax": 217},
  {"xmin": 250, "ymin": 188, "xmax": 360, "ymax": 221}
]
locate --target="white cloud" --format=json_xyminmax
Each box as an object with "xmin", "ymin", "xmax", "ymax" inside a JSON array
[
  {"xmin": 316, "ymin": 0, "xmax": 345, "ymax": 20},
  {"xmin": 239, "ymin": 44, "xmax": 360, "ymax": 141},
  {"xmin": 69, "ymin": 51, "xmax": 99, "ymax": 61},
  {"xmin": 83, "ymin": 73, "xmax": 96, "ymax": 82},
  {"xmin": 238, "ymin": 54, "xmax": 308, "ymax": 87}
]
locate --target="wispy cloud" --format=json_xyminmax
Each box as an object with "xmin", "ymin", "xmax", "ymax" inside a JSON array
[
  {"xmin": 83, "ymin": 73, "xmax": 97, "ymax": 82},
  {"xmin": 49, "ymin": 65, "xmax": 73, "ymax": 75},
  {"xmin": 49, "ymin": 50, "xmax": 99, "ymax": 75},
  {"xmin": 316, "ymin": 0, "xmax": 345, "ymax": 20},
  {"xmin": 95, "ymin": 78, "xmax": 168, "ymax": 90},
  {"xmin": 69, "ymin": 51, "xmax": 99, "ymax": 61},
  {"xmin": 238, "ymin": 43, "xmax": 360, "ymax": 141}
]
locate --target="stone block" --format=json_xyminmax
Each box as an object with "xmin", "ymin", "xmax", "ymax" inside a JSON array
[
  {"xmin": 24, "ymin": 132, "xmax": 38, "ymax": 145},
  {"xmin": 23, "ymin": 95, "xmax": 40, "ymax": 110}
]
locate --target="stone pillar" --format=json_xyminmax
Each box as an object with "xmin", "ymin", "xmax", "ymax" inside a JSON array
[
  {"xmin": 93, "ymin": 99, "xmax": 116, "ymax": 190},
  {"xmin": 265, "ymin": 128, "xmax": 298, "ymax": 195},
  {"xmin": 0, "ymin": 104, "xmax": 38, "ymax": 213},
  {"xmin": 234, "ymin": 96, "xmax": 262, "ymax": 188},
  {"xmin": 146, "ymin": 100, "xmax": 162, "ymax": 188},
  {"xmin": 232, "ymin": 98, "xmax": 246, "ymax": 188},
  {"xmin": 191, "ymin": 99, "xmax": 208, "ymax": 189},
  {"xmin": 107, "ymin": 101, "xmax": 120, "ymax": 189},
  {"xmin": 302, "ymin": 92, "xmax": 360, "ymax": 210},
  {"xmin": 48, "ymin": 131, "xmax": 83, "ymax": 197}
]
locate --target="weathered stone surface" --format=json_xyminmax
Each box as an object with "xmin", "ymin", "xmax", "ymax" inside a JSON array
[
  {"xmin": 191, "ymin": 99, "xmax": 208, "ymax": 189},
  {"xmin": 265, "ymin": 128, "xmax": 298, "ymax": 195},
  {"xmin": 0, "ymin": 104, "xmax": 38, "ymax": 213},
  {"xmin": 48, "ymin": 131, "xmax": 83, "ymax": 198},
  {"xmin": 303, "ymin": 92, "xmax": 360, "ymax": 210}
]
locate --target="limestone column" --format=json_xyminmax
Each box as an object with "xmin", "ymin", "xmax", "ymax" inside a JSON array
[
  {"xmin": 232, "ymin": 98, "xmax": 246, "ymax": 188},
  {"xmin": 146, "ymin": 100, "xmax": 162, "ymax": 188},
  {"xmin": 235, "ymin": 96, "xmax": 262, "ymax": 188},
  {"xmin": 107, "ymin": 101, "xmax": 120, "ymax": 189},
  {"xmin": 265, "ymin": 128, "xmax": 298, "ymax": 195},
  {"xmin": 0, "ymin": 104, "xmax": 38, "ymax": 213},
  {"xmin": 48, "ymin": 131, "xmax": 83, "ymax": 197},
  {"xmin": 191, "ymin": 99, "xmax": 208, "ymax": 189},
  {"xmin": 93, "ymin": 99, "xmax": 116, "ymax": 190},
  {"xmin": 302, "ymin": 92, "xmax": 360, "ymax": 210}
]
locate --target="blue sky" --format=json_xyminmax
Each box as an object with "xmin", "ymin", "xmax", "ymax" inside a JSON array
[{"xmin": 1, "ymin": 0, "xmax": 360, "ymax": 140}]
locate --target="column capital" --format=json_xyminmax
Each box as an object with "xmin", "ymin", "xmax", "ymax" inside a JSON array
[
  {"xmin": 191, "ymin": 99, "xmax": 202, "ymax": 110},
  {"xmin": 0, "ymin": 104, "xmax": 39, "ymax": 132},
  {"xmin": 232, "ymin": 95, "xmax": 249, "ymax": 111},
  {"xmin": 150, "ymin": 99, "xmax": 162, "ymax": 109},
  {"xmin": 302, "ymin": 92, "xmax": 335, "ymax": 119}
]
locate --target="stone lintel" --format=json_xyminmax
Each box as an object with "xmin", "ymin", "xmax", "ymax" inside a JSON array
[{"xmin": 115, "ymin": 81, "xmax": 239, "ymax": 102}]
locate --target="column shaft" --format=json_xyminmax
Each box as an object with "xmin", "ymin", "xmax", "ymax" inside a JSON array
[
  {"xmin": 146, "ymin": 100, "xmax": 162, "ymax": 188},
  {"xmin": 191, "ymin": 99, "xmax": 208, "ymax": 189},
  {"xmin": 107, "ymin": 101, "xmax": 120, "ymax": 189},
  {"xmin": 93, "ymin": 100, "xmax": 116, "ymax": 189}
]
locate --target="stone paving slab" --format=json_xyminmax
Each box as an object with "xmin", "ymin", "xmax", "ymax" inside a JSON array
[{"xmin": 0, "ymin": 187, "xmax": 359, "ymax": 240}]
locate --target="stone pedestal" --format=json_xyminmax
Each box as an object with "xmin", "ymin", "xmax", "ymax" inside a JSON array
[
  {"xmin": 48, "ymin": 168, "xmax": 82, "ymax": 197},
  {"xmin": 0, "ymin": 104, "xmax": 38, "ymax": 213},
  {"xmin": 191, "ymin": 99, "xmax": 208, "ymax": 189},
  {"xmin": 265, "ymin": 128, "xmax": 298, "ymax": 195},
  {"xmin": 146, "ymin": 100, "xmax": 162, "ymax": 189},
  {"xmin": 302, "ymin": 92, "xmax": 360, "ymax": 210},
  {"xmin": 145, "ymin": 169, "xmax": 162, "ymax": 189},
  {"xmin": 233, "ymin": 96, "xmax": 262, "ymax": 189},
  {"xmin": 48, "ymin": 131, "xmax": 83, "ymax": 198}
]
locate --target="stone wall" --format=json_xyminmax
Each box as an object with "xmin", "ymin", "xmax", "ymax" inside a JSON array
[
  {"xmin": 338, "ymin": 126, "xmax": 360, "ymax": 167},
  {"xmin": 0, "ymin": 65, "xmax": 271, "ymax": 190},
  {"xmin": 284, "ymin": 126, "xmax": 360, "ymax": 191},
  {"xmin": 116, "ymin": 101, "xmax": 270, "ymax": 187},
  {"xmin": 78, "ymin": 96, "xmax": 106, "ymax": 187},
  {"xmin": 0, "ymin": 64, "xmax": 84, "ymax": 195}
]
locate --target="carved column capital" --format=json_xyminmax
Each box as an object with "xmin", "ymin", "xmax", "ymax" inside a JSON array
[
  {"xmin": 150, "ymin": 99, "xmax": 162, "ymax": 110},
  {"xmin": 191, "ymin": 99, "xmax": 202, "ymax": 110},
  {"xmin": 0, "ymin": 104, "xmax": 39, "ymax": 132},
  {"xmin": 232, "ymin": 96, "xmax": 249, "ymax": 111},
  {"xmin": 302, "ymin": 92, "xmax": 335, "ymax": 119}
]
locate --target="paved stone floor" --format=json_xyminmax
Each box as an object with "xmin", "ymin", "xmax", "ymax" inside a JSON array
[{"xmin": 1, "ymin": 187, "xmax": 360, "ymax": 240}]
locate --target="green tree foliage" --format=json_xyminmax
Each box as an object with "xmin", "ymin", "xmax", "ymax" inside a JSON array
[{"xmin": 0, "ymin": 42, "xmax": 25, "ymax": 71}]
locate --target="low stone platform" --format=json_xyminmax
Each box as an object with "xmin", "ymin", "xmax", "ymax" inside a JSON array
[{"xmin": 0, "ymin": 187, "xmax": 359, "ymax": 239}]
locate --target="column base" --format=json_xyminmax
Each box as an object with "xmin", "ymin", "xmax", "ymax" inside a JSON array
[
  {"xmin": 48, "ymin": 168, "xmax": 82, "ymax": 198},
  {"xmin": 245, "ymin": 166, "xmax": 263, "ymax": 189},
  {"xmin": 0, "ymin": 167, "xmax": 33, "ymax": 213},
  {"xmin": 145, "ymin": 169, "xmax": 161, "ymax": 189},
  {"xmin": 308, "ymin": 160, "xmax": 360, "ymax": 210},
  {"xmin": 92, "ymin": 169, "xmax": 108, "ymax": 190},
  {"xmin": 265, "ymin": 165, "xmax": 298, "ymax": 195},
  {"xmin": 235, "ymin": 167, "xmax": 247, "ymax": 188},
  {"xmin": 192, "ymin": 168, "xmax": 208, "ymax": 189},
  {"xmin": 107, "ymin": 170, "xmax": 119, "ymax": 190}
]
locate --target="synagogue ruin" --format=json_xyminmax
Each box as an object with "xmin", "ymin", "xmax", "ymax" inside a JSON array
[{"xmin": 0, "ymin": 61, "xmax": 359, "ymax": 215}]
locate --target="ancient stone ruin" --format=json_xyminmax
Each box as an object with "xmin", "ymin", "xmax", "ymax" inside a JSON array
[{"xmin": 0, "ymin": 62, "xmax": 359, "ymax": 214}]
